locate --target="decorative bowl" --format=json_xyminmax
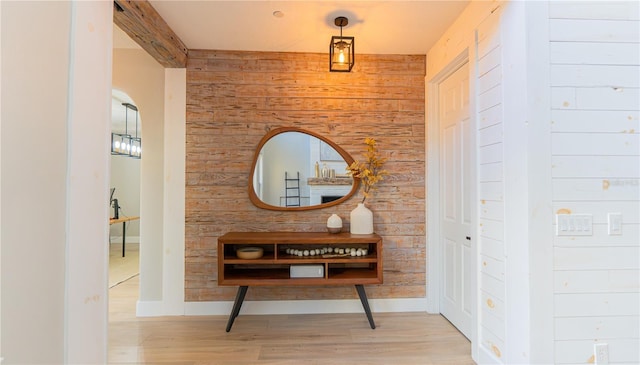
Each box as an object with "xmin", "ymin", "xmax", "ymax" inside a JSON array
[{"xmin": 236, "ymin": 247, "xmax": 264, "ymax": 259}]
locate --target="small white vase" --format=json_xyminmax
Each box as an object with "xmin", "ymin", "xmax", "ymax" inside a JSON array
[
  {"xmin": 350, "ymin": 203, "xmax": 373, "ymax": 234},
  {"xmin": 327, "ymin": 213, "xmax": 343, "ymax": 234}
]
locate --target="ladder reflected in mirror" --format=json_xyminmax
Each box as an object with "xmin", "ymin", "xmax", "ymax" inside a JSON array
[{"xmin": 285, "ymin": 172, "xmax": 300, "ymax": 207}]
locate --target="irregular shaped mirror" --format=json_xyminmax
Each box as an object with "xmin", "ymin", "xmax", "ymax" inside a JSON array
[{"xmin": 248, "ymin": 127, "xmax": 358, "ymax": 211}]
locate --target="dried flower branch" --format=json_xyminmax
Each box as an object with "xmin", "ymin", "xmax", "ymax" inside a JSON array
[{"xmin": 346, "ymin": 137, "xmax": 388, "ymax": 204}]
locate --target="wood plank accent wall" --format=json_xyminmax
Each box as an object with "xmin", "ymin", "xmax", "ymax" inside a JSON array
[{"xmin": 185, "ymin": 50, "xmax": 426, "ymax": 302}]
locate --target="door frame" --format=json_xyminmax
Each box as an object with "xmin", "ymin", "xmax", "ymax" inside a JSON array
[{"xmin": 425, "ymin": 49, "xmax": 478, "ymax": 357}]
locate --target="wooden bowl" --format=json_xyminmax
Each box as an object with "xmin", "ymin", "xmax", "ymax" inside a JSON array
[{"xmin": 236, "ymin": 247, "xmax": 264, "ymax": 259}]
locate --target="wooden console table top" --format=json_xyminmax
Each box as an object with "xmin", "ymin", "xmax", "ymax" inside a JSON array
[
  {"xmin": 109, "ymin": 216, "xmax": 140, "ymax": 225},
  {"xmin": 218, "ymin": 231, "xmax": 380, "ymax": 243}
]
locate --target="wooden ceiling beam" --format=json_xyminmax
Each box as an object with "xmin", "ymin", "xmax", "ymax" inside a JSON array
[{"xmin": 113, "ymin": 0, "xmax": 188, "ymax": 68}]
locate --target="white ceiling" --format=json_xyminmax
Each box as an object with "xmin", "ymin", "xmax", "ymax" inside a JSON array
[
  {"xmin": 146, "ymin": 0, "xmax": 470, "ymax": 55},
  {"xmin": 112, "ymin": 1, "xmax": 470, "ymax": 132}
]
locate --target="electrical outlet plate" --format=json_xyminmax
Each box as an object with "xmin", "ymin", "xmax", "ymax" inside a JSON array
[
  {"xmin": 594, "ymin": 343, "xmax": 609, "ymax": 365},
  {"xmin": 556, "ymin": 214, "xmax": 593, "ymax": 236}
]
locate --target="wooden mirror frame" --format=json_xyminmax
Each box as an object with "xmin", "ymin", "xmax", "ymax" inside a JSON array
[{"xmin": 248, "ymin": 127, "xmax": 359, "ymax": 211}]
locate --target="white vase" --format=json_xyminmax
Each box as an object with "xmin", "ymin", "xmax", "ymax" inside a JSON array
[
  {"xmin": 327, "ymin": 213, "xmax": 343, "ymax": 234},
  {"xmin": 350, "ymin": 203, "xmax": 373, "ymax": 234}
]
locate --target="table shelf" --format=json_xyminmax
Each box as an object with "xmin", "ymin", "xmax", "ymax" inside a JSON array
[
  {"xmin": 218, "ymin": 232, "xmax": 383, "ymax": 286},
  {"xmin": 218, "ymin": 231, "xmax": 383, "ymax": 331}
]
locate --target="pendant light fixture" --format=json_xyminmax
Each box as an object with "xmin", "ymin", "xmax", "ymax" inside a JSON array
[
  {"xmin": 111, "ymin": 102, "xmax": 142, "ymax": 159},
  {"xmin": 329, "ymin": 16, "xmax": 354, "ymax": 72}
]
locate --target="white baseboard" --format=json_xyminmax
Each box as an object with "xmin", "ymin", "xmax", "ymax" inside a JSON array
[
  {"xmin": 136, "ymin": 299, "xmax": 186, "ymax": 317},
  {"xmin": 109, "ymin": 235, "xmax": 140, "ymax": 244},
  {"xmin": 136, "ymin": 300, "xmax": 168, "ymax": 317},
  {"xmin": 136, "ymin": 297, "xmax": 428, "ymax": 317}
]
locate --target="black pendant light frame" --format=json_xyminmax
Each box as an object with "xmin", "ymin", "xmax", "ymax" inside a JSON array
[
  {"xmin": 329, "ymin": 16, "xmax": 355, "ymax": 72},
  {"xmin": 111, "ymin": 102, "xmax": 142, "ymax": 159}
]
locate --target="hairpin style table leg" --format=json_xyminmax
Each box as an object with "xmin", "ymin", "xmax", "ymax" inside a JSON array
[
  {"xmin": 225, "ymin": 286, "xmax": 249, "ymax": 332},
  {"xmin": 355, "ymin": 284, "xmax": 376, "ymax": 329}
]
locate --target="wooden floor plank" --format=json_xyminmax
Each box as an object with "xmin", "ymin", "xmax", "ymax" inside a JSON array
[{"xmin": 108, "ymin": 276, "xmax": 474, "ymax": 364}]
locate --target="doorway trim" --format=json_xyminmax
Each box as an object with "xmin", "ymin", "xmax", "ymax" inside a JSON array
[
  {"xmin": 426, "ymin": 49, "xmax": 478, "ymax": 359},
  {"xmin": 426, "ymin": 49, "xmax": 470, "ymax": 313}
]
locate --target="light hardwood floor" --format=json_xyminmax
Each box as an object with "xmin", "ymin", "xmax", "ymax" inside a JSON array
[
  {"xmin": 109, "ymin": 242, "xmax": 140, "ymax": 288},
  {"xmin": 108, "ymin": 252, "xmax": 474, "ymax": 364}
]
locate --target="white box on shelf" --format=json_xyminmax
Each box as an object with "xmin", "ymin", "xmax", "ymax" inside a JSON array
[{"xmin": 290, "ymin": 264, "xmax": 324, "ymax": 278}]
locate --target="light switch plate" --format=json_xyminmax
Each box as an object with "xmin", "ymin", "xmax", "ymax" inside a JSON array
[
  {"xmin": 556, "ymin": 214, "xmax": 593, "ymax": 236},
  {"xmin": 608, "ymin": 213, "xmax": 622, "ymax": 235}
]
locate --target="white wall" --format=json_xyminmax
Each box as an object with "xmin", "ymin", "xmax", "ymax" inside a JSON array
[
  {"xmin": 427, "ymin": 1, "xmax": 640, "ymax": 364},
  {"xmin": 548, "ymin": 2, "xmax": 640, "ymax": 364},
  {"xmin": 1, "ymin": 3, "xmax": 69, "ymax": 361},
  {"xmin": 112, "ymin": 48, "xmax": 165, "ymax": 302},
  {"xmin": 475, "ymin": 6, "xmax": 513, "ymax": 364},
  {"xmin": 110, "ymin": 155, "xmax": 140, "ymax": 239},
  {"xmin": 262, "ymin": 132, "xmax": 311, "ymax": 206},
  {"xmin": 160, "ymin": 68, "xmax": 187, "ymax": 315},
  {"xmin": 1, "ymin": 1, "xmax": 111, "ymax": 363}
]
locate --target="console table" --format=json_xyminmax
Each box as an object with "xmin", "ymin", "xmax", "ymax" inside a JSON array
[
  {"xmin": 218, "ymin": 231, "xmax": 383, "ymax": 332},
  {"xmin": 109, "ymin": 216, "xmax": 139, "ymax": 257}
]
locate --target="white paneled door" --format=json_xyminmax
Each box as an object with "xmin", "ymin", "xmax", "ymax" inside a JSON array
[{"xmin": 439, "ymin": 62, "xmax": 473, "ymax": 339}]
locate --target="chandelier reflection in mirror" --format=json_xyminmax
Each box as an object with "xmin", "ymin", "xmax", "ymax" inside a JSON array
[
  {"xmin": 329, "ymin": 16, "xmax": 354, "ymax": 72},
  {"xmin": 111, "ymin": 102, "xmax": 141, "ymax": 159}
]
